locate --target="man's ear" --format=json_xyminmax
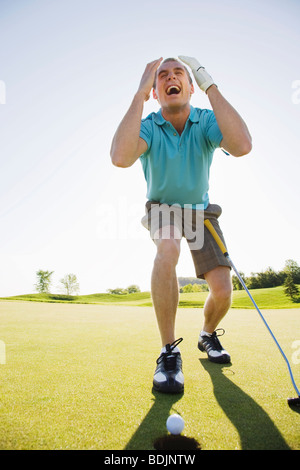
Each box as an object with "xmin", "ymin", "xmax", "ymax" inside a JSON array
[
  {"xmin": 190, "ymin": 83, "xmax": 195, "ymax": 97},
  {"xmin": 152, "ymin": 88, "xmax": 159, "ymax": 102}
]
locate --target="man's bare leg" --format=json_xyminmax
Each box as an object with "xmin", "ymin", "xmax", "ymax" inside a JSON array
[
  {"xmin": 151, "ymin": 227, "xmax": 184, "ymax": 393},
  {"xmin": 203, "ymin": 266, "xmax": 232, "ymax": 333},
  {"xmin": 151, "ymin": 232, "xmax": 181, "ymax": 347},
  {"xmin": 198, "ymin": 266, "xmax": 232, "ymax": 363}
]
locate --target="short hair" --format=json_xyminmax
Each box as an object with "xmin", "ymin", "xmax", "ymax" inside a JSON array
[{"xmin": 153, "ymin": 58, "xmax": 193, "ymax": 89}]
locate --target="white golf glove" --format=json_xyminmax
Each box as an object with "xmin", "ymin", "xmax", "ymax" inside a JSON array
[{"xmin": 178, "ymin": 55, "xmax": 215, "ymax": 93}]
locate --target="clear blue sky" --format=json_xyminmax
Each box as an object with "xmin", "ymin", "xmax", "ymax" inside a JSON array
[{"xmin": 0, "ymin": 0, "xmax": 299, "ymax": 296}]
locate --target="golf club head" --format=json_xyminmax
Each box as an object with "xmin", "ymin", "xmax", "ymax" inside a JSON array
[{"xmin": 287, "ymin": 396, "xmax": 300, "ymax": 407}]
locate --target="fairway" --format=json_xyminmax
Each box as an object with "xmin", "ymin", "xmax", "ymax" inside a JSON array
[{"xmin": 0, "ymin": 301, "xmax": 299, "ymax": 450}]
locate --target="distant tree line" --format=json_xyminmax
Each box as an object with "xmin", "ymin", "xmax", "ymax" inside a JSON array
[
  {"xmin": 232, "ymin": 259, "xmax": 300, "ymax": 290},
  {"xmin": 35, "ymin": 270, "xmax": 80, "ymax": 295},
  {"xmin": 180, "ymin": 283, "xmax": 209, "ymax": 293},
  {"xmin": 34, "ymin": 259, "xmax": 300, "ymax": 302},
  {"xmin": 178, "ymin": 277, "xmax": 208, "ymax": 293},
  {"xmin": 107, "ymin": 285, "xmax": 141, "ymax": 295},
  {"xmin": 233, "ymin": 259, "xmax": 300, "ymax": 302},
  {"xmin": 178, "ymin": 277, "xmax": 207, "ymax": 287},
  {"xmin": 179, "ymin": 260, "xmax": 300, "ymax": 301}
]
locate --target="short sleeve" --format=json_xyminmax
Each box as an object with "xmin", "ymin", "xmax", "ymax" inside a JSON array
[
  {"xmin": 204, "ymin": 111, "xmax": 223, "ymax": 151},
  {"xmin": 139, "ymin": 116, "xmax": 153, "ymax": 153}
]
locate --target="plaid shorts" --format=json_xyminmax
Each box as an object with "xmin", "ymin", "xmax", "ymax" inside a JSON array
[{"xmin": 141, "ymin": 201, "xmax": 231, "ymax": 279}]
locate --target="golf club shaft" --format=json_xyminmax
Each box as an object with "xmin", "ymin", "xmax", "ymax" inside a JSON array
[{"xmin": 204, "ymin": 219, "xmax": 300, "ymax": 397}]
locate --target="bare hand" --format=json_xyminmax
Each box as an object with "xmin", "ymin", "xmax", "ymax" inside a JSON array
[{"xmin": 137, "ymin": 58, "xmax": 163, "ymax": 101}]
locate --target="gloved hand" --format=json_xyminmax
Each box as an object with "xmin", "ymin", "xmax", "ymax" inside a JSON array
[{"xmin": 178, "ymin": 56, "xmax": 215, "ymax": 93}]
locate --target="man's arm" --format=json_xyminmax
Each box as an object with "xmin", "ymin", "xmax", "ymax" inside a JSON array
[
  {"xmin": 178, "ymin": 56, "xmax": 252, "ymax": 157},
  {"xmin": 207, "ymin": 85, "xmax": 252, "ymax": 157},
  {"xmin": 110, "ymin": 58, "xmax": 162, "ymax": 168}
]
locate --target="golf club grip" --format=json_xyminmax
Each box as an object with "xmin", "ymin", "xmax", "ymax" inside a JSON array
[{"xmin": 204, "ymin": 219, "xmax": 228, "ymax": 256}]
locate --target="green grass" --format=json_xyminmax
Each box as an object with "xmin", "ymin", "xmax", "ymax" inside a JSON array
[
  {"xmin": 180, "ymin": 285, "xmax": 300, "ymax": 309},
  {"xmin": 0, "ymin": 291, "xmax": 152, "ymax": 305},
  {"xmin": 2, "ymin": 285, "xmax": 300, "ymax": 309},
  {"xmin": 0, "ymin": 301, "xmax": 299, "ymax": 450}
]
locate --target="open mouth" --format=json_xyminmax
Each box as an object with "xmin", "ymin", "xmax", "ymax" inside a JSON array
[{"xmin": 166, "ymin": 85, "xmax": 181, "ymax": 95}]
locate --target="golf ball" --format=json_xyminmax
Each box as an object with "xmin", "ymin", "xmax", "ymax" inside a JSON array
[{"xmin": 166, "ymin": 414, "xmax": 185, "ymax": 435}]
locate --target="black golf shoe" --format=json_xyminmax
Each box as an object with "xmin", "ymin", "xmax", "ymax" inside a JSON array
[
  {"xmin": 198, "ymin": 329, "xmax": 231, "ymax": 364},
  {"xmin": 153, "ymin": 338, "xmax": 184, "ymax": 394}
]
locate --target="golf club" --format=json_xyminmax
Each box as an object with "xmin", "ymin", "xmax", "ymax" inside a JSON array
[{"xmin": 204, "ymin": 218, "xmax": 300, "ymax": 407}]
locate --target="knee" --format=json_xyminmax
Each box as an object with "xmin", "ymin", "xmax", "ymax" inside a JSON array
[
  {"xmin": 207, "ymin": 271, "xmax": 232, "ymax": 303},
  {"xmin": 154, "ymin": 239, "xmax": 180, "ymax": 270},
  {"xmin": 211, "ymin": 281, "xmax": 232, "ymax": 303},
  {"xmin": 205, "ymin": 267, "xmax": 232, "ymax": 303}
]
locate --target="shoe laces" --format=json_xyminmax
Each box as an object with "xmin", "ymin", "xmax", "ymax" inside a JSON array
[
  {"xmin": 210, "ymin": 329, "xmax": 225, "ymax": 351},
  {"xmin": 156, "ymin": 338, "xmax": 183, "ymax": 369}
]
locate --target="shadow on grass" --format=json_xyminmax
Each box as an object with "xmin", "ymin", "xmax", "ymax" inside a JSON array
[
  {"xmin": 199, "ymin": 359, "xmax": 291, "ymax": 450},
  {"xmin": 124, "ymin": 390, "xmax": 183, "ymax": 450},
  {"xmin": 124, "ymin": 364, "xmax": 291, "ymax": 450}
]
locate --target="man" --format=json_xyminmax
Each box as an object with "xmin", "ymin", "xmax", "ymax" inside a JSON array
[{"xmin": 110, "ymin": 56, "xmax": 252, "ymax": 394}]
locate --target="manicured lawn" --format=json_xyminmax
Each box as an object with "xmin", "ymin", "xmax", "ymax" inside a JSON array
[
  {"xmin": 180, "ymin": 285, "xmax": 300, "ymax": 309},
  {"xmin": 0, "ymin": 301, "xmax": 299, "ymax": 450},
  {"xmin": 2, "ymin": 285, "xmax": 300, "ymax": 309}
]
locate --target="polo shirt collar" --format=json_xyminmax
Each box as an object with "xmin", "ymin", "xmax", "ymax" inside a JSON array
[
  {"xmin": 153, "ymin": 110, "xmax": 165, "ymax": 126},
  {"xmin": 153, "ymin": 106, "xmax": 199, "ymax": 125},
  {"xmin": 189, "ymin": 106, "xmax": 200, "ymax": 123}
]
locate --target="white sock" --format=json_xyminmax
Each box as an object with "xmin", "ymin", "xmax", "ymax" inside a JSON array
[
  {"xmin": 200, "ymin": 330, "xmax": 212, "ymax": 337},
  {"xmin": 161, "ymin": 346, "xmax": 180, "ymax": 354}
]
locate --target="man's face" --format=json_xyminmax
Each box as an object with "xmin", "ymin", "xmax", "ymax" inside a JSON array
[{"xmin": 153, "ymin": 60, "xmax": 194, "ymax": 108}]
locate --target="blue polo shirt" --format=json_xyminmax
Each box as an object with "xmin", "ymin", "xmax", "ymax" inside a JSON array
[{"xmin": 139, "ymin": 106, "xmax": 223, "ymax": 209}]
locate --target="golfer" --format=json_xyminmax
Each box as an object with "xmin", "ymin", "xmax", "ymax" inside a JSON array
[{"xmin": 110, "ymin": 56, "xmax": 252, "ymax": 393}]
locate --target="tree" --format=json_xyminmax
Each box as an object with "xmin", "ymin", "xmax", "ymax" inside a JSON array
[
  {"xmin": 180, "ymin": 283, "xmax": 208, "ymax": 293},
  {"xmin": 178, "ymin": 277, "xmax": 206, "ymax": 287},
  {"xmin": 126, "ymin": 285, "xmax": 141, "ymax": 293},
  {"xmin": 262, "ymin": 267, "xmax": 281, "ymax": 287},
  {"xmin": 59, "ymin": 273, "xmax": 80, "ymax": 295},
  {"xmin": 181, "ymin": 283, "xmax": 194, "ymax": 293},
  {"xmin": 35, "ymin": 270, "xmax": 54, "ymax": 293},
  {"xmin": 245, "ymin": 273, "xmax": 261, "ymax": 289},
  {"xmin": 232, "ymin": 272, "xmax": 245, "ymax": 290},
  {"xmin": 107, "ymin": 287, "xmax": 127, "ymax": 295},
  {"xmin": 283, "ymin": 273, "xmax": 300, "ymax": 302},
  {"xmin": 107, "ymin": 285, "xmax": 141, "ymax": 294},
  {"xmin": 284, "ymin": 259, "xmax": 300, "ymax": 284}
]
